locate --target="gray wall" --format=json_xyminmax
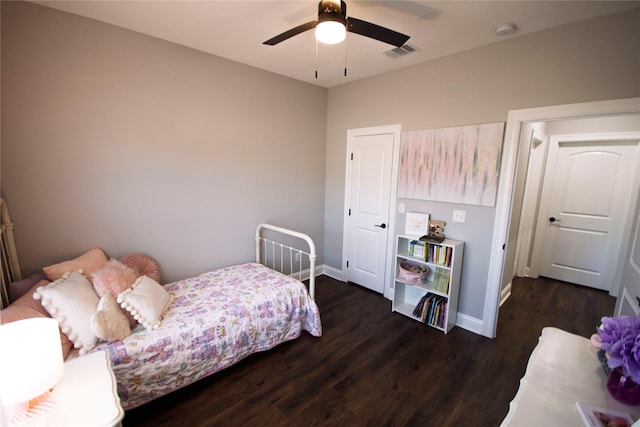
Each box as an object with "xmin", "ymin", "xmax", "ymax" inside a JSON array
[
  {"xmin": 1, "ymin": 1, "xmax": 327, "ymax": 282},
  {"xmin": 324, "ymin": 8, "xmax": 640, "ymax": 321},
  {"xmin": 3, "ymin": 1, "xmax": 640, "ymax": 327}
]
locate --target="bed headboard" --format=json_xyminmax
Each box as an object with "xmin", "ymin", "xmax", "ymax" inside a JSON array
[
  {"xmin": 255, "ymin": 223, "xmax": 317, "ymax": 299},
  {"xmin": 1, "ymin": 199, "xmax": 23, "ymax": 309}
]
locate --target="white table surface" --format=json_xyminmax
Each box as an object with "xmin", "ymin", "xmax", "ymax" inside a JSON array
[
  {"xmin": 50, "ymin": 350, "xmax": 124, "ymax": 427},
  {"xmin": 501, "ymin": 327, "xmax": 640, "ymax": 426}
]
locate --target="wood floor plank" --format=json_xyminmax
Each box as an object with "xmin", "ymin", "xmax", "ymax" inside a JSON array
[{"xmin": 123, "ymin": 275, "xmax": 614, "ymax": 426}]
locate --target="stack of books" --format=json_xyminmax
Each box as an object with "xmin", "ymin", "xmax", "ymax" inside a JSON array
[
  {"xmin": 413, "ymin": 294, "xmax": 447, "ymax": 328},
  {"xmin": 432, "ymin": 267, "xmax": 451, "ymax": 293},
  {"xmin": 425, "ymin": 244, "xmax": 453, "ymax": 267}
]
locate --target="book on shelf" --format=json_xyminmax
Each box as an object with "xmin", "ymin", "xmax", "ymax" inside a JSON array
[
  {"xmin": 425, "ymin": 244, "xmax": 452, "ymax": 267},
  {"xmin": 409, "ymin": 240, "xmax": 425, "ymax": 259},
  {"xmin": 575, "ymin": 402, "xmax": 636, "ymax": 427},
  {"xmin": 432, "ymin": 267, "xmax": 450, "ymax": 293},
  {"xmin": 412, "ymin": 294, "xmax": 429, "ymax": 319},
  {"xmin": 412, "ymin": 293, "xmax": 447, "ymax": 327}
]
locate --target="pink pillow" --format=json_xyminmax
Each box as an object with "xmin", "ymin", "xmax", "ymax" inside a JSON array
[
  {"xmin": 43, "ymin": 247, "xmax": 108, "ymax": 282},
  {"xmin": 9, "ymin": 273, "xmax": 46, "ymax": 303},
  {"xmin": 91, "ymin": 259, "xmax": 138, "ymax": 298},
  {"xmin": 120, "ymin": 253, "xmax": 160, "ymax": 283},
  {"xmin": 1, "ymin": 281, "xmax": 73, "ymax": 359},
  {"xmin": 91, "ymin": 259, "xmax": 139, "ymax": 327}
]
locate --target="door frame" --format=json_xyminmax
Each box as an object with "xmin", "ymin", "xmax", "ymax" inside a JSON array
[
  {"xmin": 531, "ymin": 131, "xmax": 640, "ymax": 292},
  {"xmin": 485, "ymin": 97, "xmax": 640, "ymax": 338},
  {"xmin": 342, "ymin": 124, "xmax": 401, "ymax": 299},
  {"xmin": 514, "ymin": 128, "xmax": 547, "ymax": 279}
]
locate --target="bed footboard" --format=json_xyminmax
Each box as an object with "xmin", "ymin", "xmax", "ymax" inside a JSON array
[
  {"xmin": 255, "ymin": 223, "xmax": 317, "ymax": 299},
  {"xmin": 1, "ymin": 199, "xmax": 22, "ymax": 309}
]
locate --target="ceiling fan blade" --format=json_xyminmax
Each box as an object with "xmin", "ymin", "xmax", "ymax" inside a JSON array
[
  {"xmin": 263, "ymin": 21, "xmax": 317, "ymax": 46},
  {"xmin": 346, "ymin": 17, "xmax": 409, "ymax": 47}
]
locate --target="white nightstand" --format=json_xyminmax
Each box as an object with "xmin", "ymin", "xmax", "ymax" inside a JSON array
[{"xmin": 50, "ymin": 350, "xmax": 124, "ymax": 427}]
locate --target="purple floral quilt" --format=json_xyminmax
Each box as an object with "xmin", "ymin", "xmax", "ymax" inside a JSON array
[{"xmin": 87, "ymin": 262, "xmax": 322, "ymax": 409}]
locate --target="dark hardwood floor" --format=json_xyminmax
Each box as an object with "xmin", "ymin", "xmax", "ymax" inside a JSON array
[{"xmin": 123, "ymin": 275, "xmax": 615, "ymax": 426}]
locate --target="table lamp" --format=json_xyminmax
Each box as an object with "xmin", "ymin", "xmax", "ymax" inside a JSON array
[{"xmin": 0, "ymin": 317, "xmax": 64, "ymax": 426}]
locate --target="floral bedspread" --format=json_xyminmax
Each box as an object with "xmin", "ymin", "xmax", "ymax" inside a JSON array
[{"xmin": 89, "ymin": 262, "xmax": 322, "ymax": 409}]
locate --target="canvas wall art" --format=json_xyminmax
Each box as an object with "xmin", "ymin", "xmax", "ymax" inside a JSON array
[{"xmin": 398, "ymin": 122, "xmax": 505, "ymax": 207}]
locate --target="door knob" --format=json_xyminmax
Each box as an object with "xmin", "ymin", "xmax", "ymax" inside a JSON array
[
  {"xmin": 374, "ymin": 223, "xmax": 387, "ymax": 229},
  {"xmin": 549, "ymin": 217, "xmax": 561, "ymax": 223}
]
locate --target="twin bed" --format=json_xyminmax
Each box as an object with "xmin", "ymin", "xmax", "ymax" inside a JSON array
[{"xmin": 0, "ymin": 199, "xmax": 322, "ymax": 410}]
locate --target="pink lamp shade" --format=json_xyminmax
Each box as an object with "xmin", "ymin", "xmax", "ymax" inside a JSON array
[{"xmin": 0, "ymin": 318, "xmax": 64, "ymax": 407}]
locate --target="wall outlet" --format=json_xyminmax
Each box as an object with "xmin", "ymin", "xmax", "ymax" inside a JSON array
[{"xmin": 452, "ymin": 210, "xmax": 466, "ymax": 223}]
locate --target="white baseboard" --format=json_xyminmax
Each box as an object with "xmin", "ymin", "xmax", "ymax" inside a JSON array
[
  {"xmin": 500, "ymin": 282, "xmax": 512, "ymax": 307},
  {"xmin": 455, "ymin": 312, "xmax": 484, "ymax": 335},
  {"xmin": 320, "ymin": 264, "xmax": 343, "ymax": 281},
  {"xmin": 617, "ymin": 287, "xmax": 640, "ymax": 317},
  {"xmin": 291, "ymin": 264, "xmax": 343, "ymax": 283}
]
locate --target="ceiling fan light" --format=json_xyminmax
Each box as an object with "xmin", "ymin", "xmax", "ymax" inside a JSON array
[{"xmin": 316, "ymin": 21, "xmax": 346, "ymax": 44}]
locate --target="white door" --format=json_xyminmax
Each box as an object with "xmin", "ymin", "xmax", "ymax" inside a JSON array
[
  {"xmin": 536, "ymin": 135, "xmax": 639, "ymax": 290},
  {"xmin": 617, "ymin": 200, "xmax": 640, "ymax": 317},
  {"xmin": 343, "ymin": 126, "xmax": 398, "ymax": 294}
]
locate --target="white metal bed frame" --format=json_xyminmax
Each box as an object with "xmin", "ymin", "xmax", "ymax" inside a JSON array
[
  {"xmin": 1, "ymin": 199, "xmax": 22, "ymax": 309},
  {"xmin": 255, "ymin": 223, "xmax": 317, "ymax": 299}
]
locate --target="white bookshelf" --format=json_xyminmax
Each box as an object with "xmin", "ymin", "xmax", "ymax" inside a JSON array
[{"xmin": 392, "ymin": 235, "xmax": 464, "ymax": 333}]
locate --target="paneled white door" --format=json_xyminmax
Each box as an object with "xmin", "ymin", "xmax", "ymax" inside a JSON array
[
  {"xmin": 344, "ymin": 128, "xmax": 397, "ymax": 294},
  {"xmin": 537, "ymin": 135, "xmax": 639, "ymax": 290}
]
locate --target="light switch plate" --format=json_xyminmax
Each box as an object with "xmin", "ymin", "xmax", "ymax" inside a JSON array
[
  {"xmin": 398, "ymin": 203, "xmax": 405, "ymax": 214},
  {"xmin": 453, "ymin": 210, "xmax": 466, "ymax": 223}
]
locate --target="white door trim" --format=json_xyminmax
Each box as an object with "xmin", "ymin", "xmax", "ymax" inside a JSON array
[
  {"xmin": 342, "ymin": 124, "xmax": 401, "ymax": 299},
  {"xmin": 515, "ymin": 129, "xmax": 547, "ymax": 278},
  {"xmin": 533, "ymin": 131, "xmax": 640, "ymax": 293},
  {"xmin": 485, "ymin": 97, "xmax": 640, "ymax": 338}
]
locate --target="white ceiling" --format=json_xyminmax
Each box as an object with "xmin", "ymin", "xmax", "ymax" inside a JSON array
[{"xmin": 32, "ymin": 0, "xmax": 640, "ymax": 88}]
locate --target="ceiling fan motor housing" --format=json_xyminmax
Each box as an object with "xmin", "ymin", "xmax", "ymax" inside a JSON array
[
  {"xmin": 263, "ymin": 0, "xmax": 409, "ymax": 48},
  {"xmin": 318, "ymin": 0, "xmax": 347, "ymax": 25}
]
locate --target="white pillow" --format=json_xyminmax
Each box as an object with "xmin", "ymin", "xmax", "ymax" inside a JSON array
[
  {"xmin": 33, "ymin": 270, "xmax": 100, "ymax": 355},
  {"xmin": 91, "ymin": 294, "xmax": 131, "ymax": 341},
  {"xmin": 117, "ymin": 275, "xmax": 173, "ymax": 330}
]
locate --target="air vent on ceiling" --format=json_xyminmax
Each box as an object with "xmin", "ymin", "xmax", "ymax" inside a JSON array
[{"xmin": 384, "ymin": 43, "xmax": 419, "ymax": 58}]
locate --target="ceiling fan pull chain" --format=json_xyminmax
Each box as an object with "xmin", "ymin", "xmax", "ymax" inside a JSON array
[
  {"xmin": 344, "ymin": 34, "xmax": 348, "ymax": 77},
  {"xmin": 315, "ymin": 38, "xmax": 319, "ymax": 79}
]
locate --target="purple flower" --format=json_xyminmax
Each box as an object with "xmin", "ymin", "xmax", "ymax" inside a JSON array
[{"xmin": 598, "ymin": 314, "xmax": 640, "ymax": 383}]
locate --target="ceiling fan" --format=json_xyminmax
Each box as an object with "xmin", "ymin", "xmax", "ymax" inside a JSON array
[{"xmin": 263, "ymin": 0, "xmax": 410, "ymax": 47}]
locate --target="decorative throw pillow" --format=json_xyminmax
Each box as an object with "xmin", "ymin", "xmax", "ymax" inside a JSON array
[
  {"xmin": 117, "ymin": 276, "xmax": 173, "ymax": 330},
  {"xmin": 43, "ymin": 247, "xmax": 108, "ymax": 282},
  {"xmin": 8, "ymin": 273, "xmax": 46, "ymax": 304},
  {"xmin": 91, "ymin": 295, "xmax": 131, "ymax": 342},
  {"xmin": 33, "ymin": 270, "xmax": 100, "ymax": 355},
  {"xmin": 1, "ymin": 280, "xmax": 73, "ymax": 359},
  {"xmin": 92, "ymin": 259, "xmax": 139, "ymax": 328},
  {"xmin": 92, "ymin": 259, "xmax": 139, "ymax": 298},
  {"xmin": 120, "ymin": 253, "xmax": 160, "ymax": 283}
]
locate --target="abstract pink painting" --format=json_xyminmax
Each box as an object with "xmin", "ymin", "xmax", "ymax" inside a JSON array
[{"xmin": 398, "ymin": 122, "xmax": 504, "ymax": 206}]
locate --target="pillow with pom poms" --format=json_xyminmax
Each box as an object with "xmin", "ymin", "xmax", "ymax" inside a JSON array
[
  {"xmin": 118, "ymin": 275, "xmax": 173, "ymax": 330},
  {"xmin": 33, "ymin": 270, "xmax": 100, "ymax": 355}
]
